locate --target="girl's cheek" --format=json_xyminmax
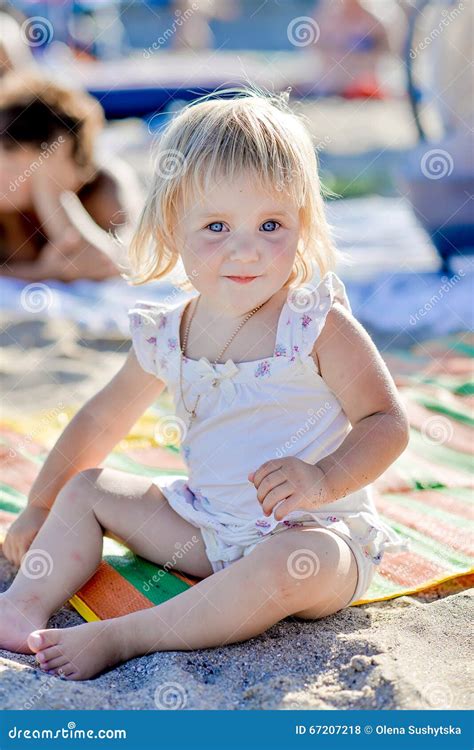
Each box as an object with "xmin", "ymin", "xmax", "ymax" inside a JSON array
[
  {"xmin": 265, "ymin": 236, "xmax": 296, "ymax": 260},
  {"xmin": 194, "ymin": 239, "xmax": 224, "ymax": 259}
]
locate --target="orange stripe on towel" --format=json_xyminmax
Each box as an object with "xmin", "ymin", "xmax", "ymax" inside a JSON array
[
  {"xmin": 406, "ymin": 490, "xmax": 474, "ymax": 520},
  {"xmin": 377, "ymin": 496, "xmax": 473, "ymax": 555},
  {"xmin": 378, "ymin": 550, "xmax": 446, "ymax": 588},
  {"xmin": 74, "ymin": 560, "xmax": 154, "ymax": 619},
  {"xmin": 403, "ymin": 400, "xmax": 473, "ymax": 455}
]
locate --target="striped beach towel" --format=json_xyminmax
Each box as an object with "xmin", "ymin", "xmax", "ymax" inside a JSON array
[{"xmin": 0, "ymin": 333, "xmax": 472, "ymax": 617}]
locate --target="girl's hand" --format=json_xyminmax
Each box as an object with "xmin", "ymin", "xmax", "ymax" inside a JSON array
[
  {"xmin": 2, "ymin": 506, "xmax": 49, "ymax": 568},
  {"xmin": 248, "ymin": 458, "xmax": 328, "ymax": 521}
]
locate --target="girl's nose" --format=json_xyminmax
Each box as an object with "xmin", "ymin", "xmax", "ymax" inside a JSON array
[{"xmin": 227, "ymin": 233, "xmax": 259, "ymax": 261}]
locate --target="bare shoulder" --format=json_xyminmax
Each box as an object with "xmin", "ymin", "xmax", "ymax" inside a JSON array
[
  {"xmin": 311, "ymin": 301, "xmax": 365, "ymax": 375},
  {"xmin": 311, "ymin": 302, "xmax": 405, "ymax": 425}
]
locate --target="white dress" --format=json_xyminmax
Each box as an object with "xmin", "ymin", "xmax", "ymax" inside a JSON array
[{"xmin": 128, "ymin": 271, "xmax": 410, "ymax": 596}]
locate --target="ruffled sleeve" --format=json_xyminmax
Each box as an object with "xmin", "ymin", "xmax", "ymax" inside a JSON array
[
  {"xmin": 128, "ymin": 301, "xmax": 169, "ymax": 378},
  {"xmin": 284, "ymin": 271, "xmax": 352, "ymax": 360}
]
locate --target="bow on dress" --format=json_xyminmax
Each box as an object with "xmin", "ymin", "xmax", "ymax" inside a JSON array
[{"xmin": 195, "ymin": 357, "xmax": 239, "ymax": 404}]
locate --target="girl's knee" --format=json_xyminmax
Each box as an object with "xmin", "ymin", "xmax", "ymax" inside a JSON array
[
  {"xmin": 254, "ymin": 532, "xmax": 320, "ymax": 602},
  {"xmin": 55, "ymin": 469, "xmax": 101, "ymax": 509},
  {"xmin": 256, "ymin": 529, "xmax": 354, "ymax": 609}
]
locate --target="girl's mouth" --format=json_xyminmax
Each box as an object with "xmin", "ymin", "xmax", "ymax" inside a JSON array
[{"xmin": 225, "ymin": 276, "xmax": 259, "ymax": 284}]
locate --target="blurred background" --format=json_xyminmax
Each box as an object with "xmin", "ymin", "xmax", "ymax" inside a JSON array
[{"xmin": 0, "ymin": 0, "xmax": 472, "ymax": 409}]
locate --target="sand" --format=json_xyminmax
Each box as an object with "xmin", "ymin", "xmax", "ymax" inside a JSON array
[
  {"xmin": 1, "ymin": 551, "xmax": 472, "ymax": 710},
  {"xmin": 0, "ymin": 315, "xmax": 473, "ymax": 711}
]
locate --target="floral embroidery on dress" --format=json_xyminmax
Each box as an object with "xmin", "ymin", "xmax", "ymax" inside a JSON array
[
  {"xmin": 183, "ymin": 485, "xmax": 210, "ymax": 512},
  {"xmin": 255, "ymin": 360, "xmax": 271, "ymax": 378},
  {"xmin": 289, "ymin": 344, "xmax": 300, "ymax": 362},
  {"xmin": 274, "ymin": 343, "xmax": 287, "ymax": 357},
  {"xmin": 167, "ymin": 336, "xmax": 179, "ymax": 352},
  {"xmin": 326, "ymin": 515, "xmax": 339, "ymax": 523},
  {"xmin": 146, "ymin": 336, "xmax": 157, "ymax": 345},
  {"xmin": 183, "ymin": 445, "xmax": 191, "ymax": 461},
  {"xmin": 158, "ymin": 316, "xmax": 167, "ymax": 329},
  {"xmin": 194, "ymin": 487, "xmax": 211, "ymax": 506},
  {"xmin": 255, "ymin": 518, "xmax": 272, "ymax": 536}
]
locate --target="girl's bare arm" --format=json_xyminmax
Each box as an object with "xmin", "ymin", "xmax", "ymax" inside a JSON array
[
  {"xmin": 312, "ymin": 303, "xmax": 410, "ymax": 502},
  {"xmin": 28, "ymin": 350, "xmax": 165, "ymax": 510}
]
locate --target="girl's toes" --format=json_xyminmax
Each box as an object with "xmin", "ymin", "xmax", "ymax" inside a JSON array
[
  {"xmin": 49, "ymin": 667, "xmax": 69, "ymax": 678},
  {"xmin": 35, "ymin": 645, "xmax": 62, "ymax": 665},
  {"xmin": 42, "ymin": 656, "xmax": 69, "ymax": 672},
  {"xmin": 28, "ymin": 629, "xmax": 60, "ymax": 654},
  {"xmin": 63, "ymin": 670, "xmax": 80, "ymax": 680},
  {"xmin": 58, "ymin": 667, "xmax": 76, "ymax": 680}
]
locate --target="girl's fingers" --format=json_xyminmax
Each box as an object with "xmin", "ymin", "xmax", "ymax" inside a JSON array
[
  {"xmin": 251, "ymin": 460, "xmax": 283, "ymax": 489},
  {"xmin": 256, "ymin": 471, "xmax": 283, "ymax": 505},
  {"xmin": 273, "ymin": 496, "xmax": 300, "ymax": 522},
  {"xmin": 261, "ymin": 482, "xmax": 293, "ymax": 516}
]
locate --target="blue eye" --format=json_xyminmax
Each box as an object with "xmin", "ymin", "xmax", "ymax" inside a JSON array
[
  {"xmin": 260, "ymin": 220, "xmax": 280, "ymax": 232},
  {"xmin": 207, "ymin": 222, "xmax": 225, "ymax": 232}
]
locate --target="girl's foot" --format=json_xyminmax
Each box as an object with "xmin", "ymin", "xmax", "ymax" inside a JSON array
[
  {"xmin": 27, "ymin": 620, "xmax": 128, "ymax": 680},
  {"xmin": 0, "ymin": 592, "xmax": 49, "ymax": 653}
]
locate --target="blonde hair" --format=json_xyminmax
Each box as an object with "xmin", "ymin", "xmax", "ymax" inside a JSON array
[{"xmin": 124, "ymin": 86, "xmax": 343, "ymax": 291}]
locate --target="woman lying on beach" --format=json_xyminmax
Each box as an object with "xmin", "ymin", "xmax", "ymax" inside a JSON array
[
  {"xmin": 0, "ymin": 72, "xmax": 142, "ymax": 281},
  {"xmin": 0, "ymin": 88, "xmax": 410, "ymax": 680}
]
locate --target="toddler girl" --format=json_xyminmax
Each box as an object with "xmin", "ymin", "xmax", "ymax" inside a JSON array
[{"xmin": 0, "ymin": 89, "xmax": 410, "ymax": 680}]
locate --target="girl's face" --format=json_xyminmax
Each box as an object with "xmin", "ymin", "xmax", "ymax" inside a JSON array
[{"xmin": 174, "ymin": 172, "xmax": 301, "ymax": 315}]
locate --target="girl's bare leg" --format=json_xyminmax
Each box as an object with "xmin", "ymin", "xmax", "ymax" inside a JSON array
[
  {"xmin": 26, "ymin": 526, "xmax": 358, "ymax": 680},
  {"xmin": 0, "ymin": 468, "xmax": 212, "ymax": 656}
]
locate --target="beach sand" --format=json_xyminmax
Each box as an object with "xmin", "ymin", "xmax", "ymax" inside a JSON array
[{"xmin": 0, "ymin": 316, "xmax": 473, "ymax": 710}]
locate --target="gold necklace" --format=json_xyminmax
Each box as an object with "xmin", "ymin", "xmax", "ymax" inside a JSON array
[{"xmin": 179, "ymin": 295, "xmax": 266, "ymax": 428}]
